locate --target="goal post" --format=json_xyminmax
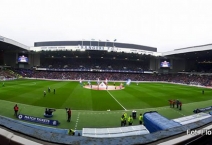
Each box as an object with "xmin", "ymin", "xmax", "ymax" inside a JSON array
[{"xmin": 0, "ymin": 76, "xmax": 5, "ymax": 81}]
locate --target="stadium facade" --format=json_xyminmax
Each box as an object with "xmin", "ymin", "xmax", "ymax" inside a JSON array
[
  {"xmin": 1, "ymin": 35, "xmax": 212, "ymax": 74},
  {"xmin": 1, "ymin": 35, "xmax": 212, "ymax": 75}
]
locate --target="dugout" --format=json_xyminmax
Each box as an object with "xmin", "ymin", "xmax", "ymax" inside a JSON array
[{"xmin": 143, "ymin": 111, "xmax": 181, "ymax": 133}]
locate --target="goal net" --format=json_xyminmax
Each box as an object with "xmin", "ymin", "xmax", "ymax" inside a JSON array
[{"xmin": 0, "ymin": 76, "xmax": 5, "ymax": 81}]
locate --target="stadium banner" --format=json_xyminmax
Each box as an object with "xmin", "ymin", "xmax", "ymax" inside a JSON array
[{"xmin": 18, "ymin": 114, "xmax": 60, "ymax": 126}]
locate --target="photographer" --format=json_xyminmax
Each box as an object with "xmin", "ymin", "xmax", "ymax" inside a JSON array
[
  {"xmin": 45, "ymin": 108, "xmax": 53, "ymax": 115},
  {"xmin": 14, "ymin": 104, "xmax": 19, "ymax": 117},
  {"xmin": 45, "ymin": 108, "xmax": 49, "ymax": 115},
  {"xmin": 66, "ymin": 108, "xmax": 71, "ymax": 122}
]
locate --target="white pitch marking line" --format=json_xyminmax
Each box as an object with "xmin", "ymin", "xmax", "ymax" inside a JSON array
[
  {"xmin": 107, "ymin": 90, "xmax": 127, "ymax": 111},
  {"xmin": 74, "ymin": 113, "xmax": 80, "ymax": 130},
  {"xmin": 2, "ymin": 97, "xmax": 212, "ymax": 112},
  {"xmin": 171, "ymin": 108, "xmax": 186, "ymax": 116}
]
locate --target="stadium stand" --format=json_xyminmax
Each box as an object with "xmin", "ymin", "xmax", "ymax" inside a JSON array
[
  {"xmin": 39, "ymin": 51, "xmax": 150, "ymax": 71},
  {"xmin": 0, "ymin": 69, "xmax": 17, "ymax": 79}
]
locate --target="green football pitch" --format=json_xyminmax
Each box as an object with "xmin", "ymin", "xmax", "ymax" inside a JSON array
[{"xmin": 0, "ymin": 79, "xmax": 212, "ymax": 130}]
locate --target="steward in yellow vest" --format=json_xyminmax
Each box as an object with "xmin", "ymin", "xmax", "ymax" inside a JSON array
[
  {"xmin": 128, "ymin": 115, "xmax": 133, "ymax": 126},
  {"xmin": 139, "ymin": 113, "xmax": 143, "ymax": 125}
]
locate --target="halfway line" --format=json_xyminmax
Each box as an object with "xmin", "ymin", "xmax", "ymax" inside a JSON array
[{"xmin": 106, "ymin": 90, "xmax": 127, "ymax": 111}]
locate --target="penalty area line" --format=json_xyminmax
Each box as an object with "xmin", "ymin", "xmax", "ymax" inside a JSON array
[{"xmin": 106, "ymin": 90, "xmax": 127, "ymax": 111}]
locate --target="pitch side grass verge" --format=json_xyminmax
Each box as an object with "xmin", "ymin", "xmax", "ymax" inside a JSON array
[{"xmin": 0, "ymin": 79, "xmax": 212, "ymax": 129}]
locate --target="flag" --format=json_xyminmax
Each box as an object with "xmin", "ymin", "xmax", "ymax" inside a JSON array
[
  {"xmin": 79, "ymin": 78, "xmax": 83, "ymax": 87},
  {"xmin": 126, "ymin": 79, "xmax": 131, "ymax": 85},
  {"xmin": 97, "ymin": 78, "xmax": 100, "ymax": 84}
]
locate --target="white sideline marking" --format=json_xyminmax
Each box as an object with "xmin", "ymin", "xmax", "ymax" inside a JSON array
[
  {"xmin": 107, "ymin": 90, "xmax": 127, "ymax": 111},
  {"xmin": 2, "ymin": 96, "xmax": 212, "ymax": 112},
  {"xmin": 74, "ymin": 113, "xmax": 80, "ymax": 130}
]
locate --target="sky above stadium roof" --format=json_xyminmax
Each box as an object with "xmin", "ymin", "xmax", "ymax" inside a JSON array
[{"xmin": 1, "ymin": 0, "xmax": 212, "ymax": 52}]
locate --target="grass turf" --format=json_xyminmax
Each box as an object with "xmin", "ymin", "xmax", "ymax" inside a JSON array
[{"xmin": 0, "ymin": 79, "xmax": 212, "ymax": 129}]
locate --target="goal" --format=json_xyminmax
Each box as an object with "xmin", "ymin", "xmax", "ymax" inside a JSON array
[{"xmin": 0, "ymin": 76, "xmax": 5, "ymax": 81}]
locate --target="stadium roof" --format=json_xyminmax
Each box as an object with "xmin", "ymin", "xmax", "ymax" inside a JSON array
[
  {"xmin": 0, "ymin": 36, "xmax": 29, "ymax": 51},
  {"xmin": 162, "ymin": 44, "xmax": 212, "ymax": 56},
  {"xmin": 161, "ymin": 43, "xmax": 212, "ymax": 62}
]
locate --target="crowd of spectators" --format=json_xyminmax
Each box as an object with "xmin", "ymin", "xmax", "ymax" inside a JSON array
[
  {"xmin": 14, "ymin": 69, "xmax": 33, "ymax": 77},
  {"xmin": 0, "ymin": 69, "xmax": 17, "ymax": 79},
  {"xmin": 13, "ymin": 70, "xmax": 212, "ymax": 87},
  {"xmin": 39, "ymin": 58, "xmax": 149, "ymax": 71}
]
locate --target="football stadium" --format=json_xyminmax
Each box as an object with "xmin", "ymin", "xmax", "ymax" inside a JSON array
[{"xmin": 1, "ymin": 36, "xmax": 212, "ymax": 144}]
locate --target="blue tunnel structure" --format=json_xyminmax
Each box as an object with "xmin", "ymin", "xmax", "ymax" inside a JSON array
[{"xmin": 143, "ymin": 111, "xmax": 181, "ymax": 133}]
